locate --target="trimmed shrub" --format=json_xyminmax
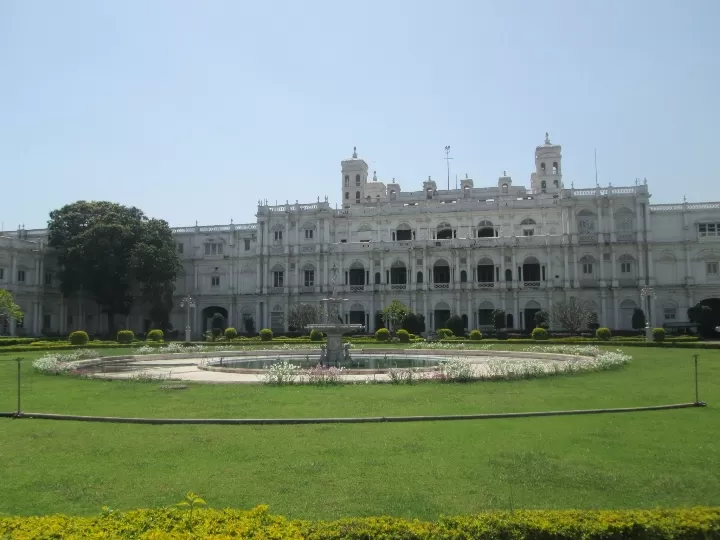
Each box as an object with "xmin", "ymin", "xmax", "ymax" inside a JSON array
[
  {"xmin": 653, "ymin": 327, "xmax": 666, "ymax": 342},
  {"xmin": 223, "ymin": 327, "xmax": 238, "ymax": 340},
  {"xmin": 469, "ymin": 329, "xmax": 483, "ymax": 341},
  {"xmin": 595, "ymin": 327, "xmax": 612, "ymax": 340},
  {"xmin": 437, "ymin": 328, "xmax": 454, "ymax": 339},
  {"xmin": 147, "ymin": 329, "xmax": 164, "ymax": 341},
  {"xmin": 259, "ymin": 328, "xmax": 273, "ymax": 341},
  {"xmin": 397, "ymin": 329, "xmax": 410, "ymax": 343},
  {"xmin": 68, "ymin": 330, "xmax": 89, "ymax": 346},
  {"xmin": 531, "ymin": 327, "xmax": 549, "ymax": 340},
  {"xmin": 116, "ymin": 330, "xmax": 134, "ymax": 344},
  {"xmin": 309, "ymin": 329, "xmax": 323, "ymax": 342},
  {"xmin": 375, "ymin": 328, "xmax": 390, "ymax": 342}
]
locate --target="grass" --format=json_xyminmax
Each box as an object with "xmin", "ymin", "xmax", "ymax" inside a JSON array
[{"xmin": 0, "ymin": 345, "xmax": 718, "ymax": 519}]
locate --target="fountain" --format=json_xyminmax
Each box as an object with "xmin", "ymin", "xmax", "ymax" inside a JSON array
[{"xmin": 306, "ymin": 263, "xmax": 364, "ymax": 366}]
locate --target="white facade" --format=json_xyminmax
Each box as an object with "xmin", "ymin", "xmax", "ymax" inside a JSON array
[{"xmin": 3, "ymin": 135, "xmax": 720, "ymax": 337}]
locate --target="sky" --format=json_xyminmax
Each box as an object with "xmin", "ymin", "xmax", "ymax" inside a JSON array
[{"xmin": 1, "ymin": 0, "xmax": 718, "ymax": 231}]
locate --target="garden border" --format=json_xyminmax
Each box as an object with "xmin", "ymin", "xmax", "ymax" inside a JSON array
[{"xmin": 0, "ymin": 402, "xmax": 705, "ymax": 425}]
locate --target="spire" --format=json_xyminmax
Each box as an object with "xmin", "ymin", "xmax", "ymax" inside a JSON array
[{"xmin": 352, "ymin": 146, "xmax": 357, "ymax": 159}]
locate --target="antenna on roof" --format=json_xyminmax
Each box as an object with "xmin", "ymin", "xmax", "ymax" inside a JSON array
[
  {"xmin": 455, "ymin": 173, "xmax": 458, "ymax": 190},
  {"xmin": 444, "ymin": 146, "xmax": 453, "ymax": 191},
  {"xmin": 594, "ymin": 148, "xmax": 599, "ymax": 187}
]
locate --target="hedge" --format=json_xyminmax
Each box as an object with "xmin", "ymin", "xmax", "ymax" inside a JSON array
[{"xmin": 0, "ymin": 505, "xmax": 718, "ymax": 539}]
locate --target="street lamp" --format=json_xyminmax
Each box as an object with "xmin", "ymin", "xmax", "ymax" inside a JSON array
[
  {"xmin": 180, "ymin": 295, "xmax": 196, "ymax": 342},
  {"xmin": 640, "ymin": 287, "xmax": 656, "ymax": 342}
]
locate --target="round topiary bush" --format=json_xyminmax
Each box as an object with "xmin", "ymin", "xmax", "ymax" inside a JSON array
[
  {"xmin": 375, "ymin": 328, "xmax": 390, "ymax": 342},
  {"xmin": 259, "ymin": 328, "xmax": 273, "ymax": 341},
  {"xmin": 595, "ymin": 327, "xmax": 611, "ymax": 340},
  {"xmin": 437, "ymin": 328, "xmax": 454, "ymax": 339},
  {"xmin": 397, "ymin": 329, "xmax": 410, "ymax": 343},
  {"xmin": 469, "ymin": 329, "xmax": 483, "ymax": 341},
  {"xmin": 224, "ymin": 327, "xmax": 238, "ymax": 340},
  {"xmin": 69, "ymin": 330, "xmax": 88, "ymax": 346},
  {"xmin": 147, "ymin": 329, "xmax": 164, "ymax": 341},
  {"xmin": 653, "ymin": 327, "xmax": 666, "ymax": 342},
  {"xmin": 531, "ymin": 327, "xmax": 549, "ymax": 340},
  {"xmin": 309, "ymin": 329, "xmax": 323, "ymax": 342},
  {"xmin": 117, "ymin": 330, "xmax": 134, "ymax": 344}
]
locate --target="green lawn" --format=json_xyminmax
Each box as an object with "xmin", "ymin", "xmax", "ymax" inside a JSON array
[{"xmin": 0, "ymin": 346, "xmax": 718, "ymax": 519}]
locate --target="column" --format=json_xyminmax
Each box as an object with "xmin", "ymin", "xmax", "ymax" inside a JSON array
[
  {"xmin": 684, "ymin": 244, "xmax": 692, "ymax": 286},
  {"xmin": 324, "ymin": 256, "xmax": 329, "ymax": 291},
  {"xmin": 636, "ymin": 199, "xmax": 643, "ymax": 242},
  {"xmin": 513, "ymin": 291, "xmax": 520, "ymax": 330},
  {"xmin": 511, "ymin": 249, "xmax": 517, "ymax": 287},
  {"xmin": 499, "ymin": 247, "xmax": 505, "ymax": 287},
  {"xmin": 600, "ymin": 290, "xmax": 607, "ymax": 327},
  {"xmin": 194, "ymin": 263, "xmax": 199, "ymax": 291},
  {"xmin": 647, "ymin": 247, "xmax": 655, "ymax": 286},
  {"xmin": 610, "ymin": 249, "xmax": 617, "ymax": 285},
  {"xmin": 10, "ymin": 254, "xmax": 17, "ymax": 284},
  {"xmin": 563, "ymin": 245, "xmax": 570, "ymax": 288},
  {"xmin": 613, "ymin": 290, "xmax": 619, "ymax": 329},
  {"xmin": 608, "ymin": 201, "xmax": 616, "ymax": 243},
  {"xmin": 423, "ymin": 250, "xmax": 429, "ymax": 291},
  {"xmin": 423, "ymin": 293, "xmax": 428, "ymax": 333},
  {"xmin": 546, "ymin": 247, "xmax": 553, "ymax": 286},
  {"xmin": 597, "ymin": 201, "xmax": 603, "ymax": 242},
  {"xmin": 572, "ymin": 246, "xmax": 579, "ymax": 288},
  {"xmin": 380, "ymin": 258, "xmax": 385, "ymax": 287},
  {"xmin": 370, "ymin": 294, "xmax": 375, "ymax": 333},
  {"xmin": 255, "ymin": 257, "xmax": 262, "ymax": 293},
  {"xmin": 638, "ymin": 248, "xmax": 646, "ymax": 284}
]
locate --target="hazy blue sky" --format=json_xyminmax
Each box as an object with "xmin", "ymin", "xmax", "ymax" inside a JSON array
[{"xmin": 1, "ymin": 0, "xmax": 718, "ymax": 230}]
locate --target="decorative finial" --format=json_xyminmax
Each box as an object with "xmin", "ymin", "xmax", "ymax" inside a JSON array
[
  {"xmin": 644, "ymin": 177, "xmax": 647, "ymax": 185},
  {"xmin": 325, "ymin": 195, "xmax": 328, "ymax": 202},
  {"xmin": 352, "ymin": 146, "xmax": 357, "ymax": 159},
  {"xmin": 683, "ymin": 194, "xmax": 687, "ymax": 203},
  {"xmin": 545, "ymin": 132, "xmax": 550, "ymax": 145},
  {"xmin": 503, "ymin": 170, "xmax": 507, "ymax": 177},
  {"xmin": 230, "ymin": 218, "xmax": 233, "ymax": 224},
  {"xmin": 317, "ymin": 195, "xmax": 320, "ymax": 202},
  {"xmin": 373, "ymin": 170, "xmax": 377, "ymax": 181},
  {"xmin": 465, "ymin": 173, "xmax": 468, "ymax": 179},
  {"xmin": 195, "ymin": 220, "xmax": 198, "ymax": 226},
  {"xmin": 571, "ymin": 181, "xmax": 574, "ymax": 188},
  {"xmin": 392, "ymin": 177, "xmax": 395, "ymax": 182},
  {"xmin": 635, "ymin": 178, "xmax": 638, "ymax": 186},
  {"xmin": 428, "ymin": 175, "xmax": 431, "ymax": 181}
]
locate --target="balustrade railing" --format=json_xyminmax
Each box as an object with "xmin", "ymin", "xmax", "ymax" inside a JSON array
[
  {"xmin": 433, "ymin": 283, "xmax": 450, "ymax": 289},
  {"xmin": 350, "ymin": 285, "xmax": 365, "ymax": 292},
  {"xmin": 477, "ymin": 282, "xmax": 494, "ymax": 288},
  {"xmin": 616, "ymin": 233, "xmax": 635, "ymax": 243},
  {"xmin": 523, "ymin": 281, "xmax": 541, "ymax": 288},
  {"xmin": 390, "ymin": 284, "xmax": 407, "ymax": 290}
]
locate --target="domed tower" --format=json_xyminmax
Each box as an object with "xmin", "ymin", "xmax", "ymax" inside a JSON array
[
  {"xmin": 531, "ymin": 132, "xmax": 562, "ymax": 195},
  {"xmin": 341, "ymin": 146, "xmax": 369, "ymax": 209}
]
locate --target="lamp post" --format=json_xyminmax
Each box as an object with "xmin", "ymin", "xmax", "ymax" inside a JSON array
[
  {"xmin": 180, "ymin": 295, "xmax": 196, "ymax": 342},
  {"xmin": 640, "ymin": 287, "xmax": 656, "ymax": 342}
]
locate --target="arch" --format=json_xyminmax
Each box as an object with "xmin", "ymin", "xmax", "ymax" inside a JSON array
[
  {"xmin": 520, "ymin": 217, "xmax": 537, "ymax": 226},
  {"xmin": 479, "ymin": 301, "xmax": 494, "ymax": 310},
  {"xmin": 506, "ymin": 313, "xmax": 514, "ymax": 328},
  {"xmin": 396, "ymin": 222, "xmax": 412, "ymax": 230},
  {"xmin": 501, "ymin": 183, "xmax": 509, "ymax": 194},
  {"xmin": 374, "ymin": 271, "xmax": 381, "ymax": 284},
  {"xmin": 461, "ymin": 313, "xmax": 468, "ymax": 329},
  {"xmin": 578, "ymin": 254, "xmax": 596, "ymax": 263},
  {"xmin": 460, "ymin": 270, "xmax": 467, "ymax": 283},
  {"xmin": 477, "ymin": 256, "xmax": 494, "ymax": 266},
  {"xmin": 390, "ymin": 259, "xmax": 406, "ymax": 268},
  {"xmin": 618, "ymin": 253, "xmax": 636, "ymax": 262},
  {"xmin": 271, "ymin": 263, "xmax": 285, "ymax": 272},
  {"xmin": 396, "ymin": 222, "xmax": 412, "ymax": 240},
  {"xmin": 619, "ymin": 298, "xmax": 639, "ymax": 330},
  {"xmin": 433, "ymin": 257, "xmax": 450, "ymax": 267},
  {"xmin": 435, "ymin": 301, "xmax": 451, "ymax": 311},
  {"xmin": 576, "ymin": 208, "xmax": 596, "ymax": 217},
  {"xmin": 657, "ymin": 250, "xmax": 678, "ymax": 263},
  {"xmin": 389, "ymin": 189, "xmax": 397, "ymax": 201},
  {"xmin": 355, "ymin": 191, "xmax": 360, "ymax": 200},
  {"xmin": 271, "ymin": 223, "xmax": 286, "ymax": 232},
  {"xmin": 523, "ymin": 255, "xmax": 540, "ymax": 265},
  {"xmin": 357, "ymin": 223, "xmax": 373, "ymax": 232},
  {"xmin": 433, "ymin": 259, "xmax": 450, "ymax": 284},
  {"xmin": 436, "ymin": 222, "xmax": 453, "ymax": 239},
  {"xmin": 552, "ymin": 162, "xmax": 558, "ymax": 174},
  {"xmin": 525, "ymin": 300, "xmax": 542, "ymax": 309},
  {"xmin": 349, "ymin": 260, "xmax": 365, "ymax": 270},
  {"xmin": 505, "ymin": 268, "xmax": 512, "ymax": 281},
  {"xmin": 540, "ymin": 162, "xmax": 546, "ymax": 174},
  {"xmin": 201, "ymin": 306, "xmax": 228, "ymax": 334},
  {"xmin": 553, "ymin": 179, "xmax": 559, "ymax": 188},
  {"xmin": 301, "ymin": 220, "xmax": 317, "ymax": 231},
  {"xmin": 620, "ymin": 298, "xmax": 638, "ymax": 309},
  {"xmin": 390, "ymin": 259, "xmax": 407, "ymax": 285},
  {"xmin": 302, "ymin": 262, "xmax": 316, "ymax": 271},
  {"xmin": 695, "ymin": 249, "xmax": 720, "ymax": 262},
  {"xmin": 349, "ymin": 302, "xmax": 366, "ymax": 312},
  {"xmin": 416, "ymin": 271, "xmax": 423, "ymax": 284},
  {"xmin": 478, "ymin": 219, "xmax": 493, "ymax": 227},
  {"xmin": 355, "ymin": 174, "xmax": 360, "ymax": 186}
]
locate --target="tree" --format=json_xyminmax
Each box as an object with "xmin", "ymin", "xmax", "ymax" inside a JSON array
[
  {"xmin": 286, "ymin": 303, "xmax": 325, "ymax": 331},
  {"xmin": 243, "ymin": 316, "xmax": 256, "ymax": 335},
  {"xmin": 688, "ymin": 303, "xmax": 714, "ymax": 336},
  {"xmin": 492, "ymin": 309, "xmax": 506, "ymax": 330},
  {"xmin": 382, "ymin": 300, "xmax": 409, "ymax": 331},
  {"xmin": 0, "ymin": 289, "xmax": 23, "ymax": 325},
  {"xmin": 445, "ymin": 314, "xmax": 465, "ymax": 337},
  {"xmin": 534, "ymin": 310, "xmax": 550, "ymax": 329},
  {"xmin": 47, "ymin": 201, "xmax": 181, "ymax": 336},
  {"xmin": 401, "ymin": 312, "xmax": 425, "ymax": 335},
  {"xmin": 587, "ymin": 311, "xmax": 600, "ymax": 330},
  {"xmin": 631, "ymin": 308, "xmax": 646, "ymax": 331},
  {"xmin": 552, "ymin": 298, "xmax": 593, "ymax": 334}
]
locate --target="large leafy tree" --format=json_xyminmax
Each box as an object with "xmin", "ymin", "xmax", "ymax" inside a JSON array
[
  {"xmin": 47, "ymin": 201, "xmax": 181, "ymax": 335},
  {"xmin": 286, "ymin": 303, "xmax": 325, "ymax": 331},
  {"xmin": 552, "ymin": 298, "xmax": 593, "ymax": 334},
  {"xmin": 382, "ymin": 300, "xmax": 409, "ymax": 331},
  {"xmin": 0, "ymin": 289, "xmax": 23, "ymax": 322}
]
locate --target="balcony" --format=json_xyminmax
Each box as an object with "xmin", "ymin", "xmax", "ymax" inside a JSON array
[
  {"xmin": 390, "ymin": 284, "xmax": 407, "ymax": 290},
  {"xmin": 578, "ymin": 234, "xmax": 597, "ymax": 244},
  {"xmin": 301, "ymin": 245, "xmax": 317, "ymax": 253},
  {"xmin": 350, "ymin": 285, "xmax": 365, "ymax": 292},
  {"xmin": 477, "ymin": 282, "xmax": 495, "ymax": 288},
  {"xmin": 616, "ymin": 233, "xmax": 635, "ymax": 243},
  {"xmin": 433, "ymin": 283, "xmax": 450, "ymax": 289},
  {"xmin": 523, "ymin": 281, "xmax": 541, "ymax": 288}
]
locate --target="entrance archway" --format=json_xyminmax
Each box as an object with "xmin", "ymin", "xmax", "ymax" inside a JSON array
[
  {"xmin": 434, "ymin": 301, "xmax": 451, "ymax": 330},
  {"xmin": 201, "ymin": 306, "xmax": 228, "ymax": 334}
]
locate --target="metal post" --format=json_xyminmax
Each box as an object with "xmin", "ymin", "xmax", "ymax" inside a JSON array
[
  {"xmin": 693, "ymin": 354, "xmax": 699, "ymax": 404},
  {"xmin": 15, "ymin": 357, "xmax": 21, "ymax": 416},
  {"xmin": 181, "ymin": 295, "xmax": 195, "ymax": 343}
]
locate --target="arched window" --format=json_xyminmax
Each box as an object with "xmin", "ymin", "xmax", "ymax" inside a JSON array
[
  {"xmin": 553, "ymin": 179, "xmax": 559, "ymax": 188},
  {"xmin": 552, "ymin": 162, "xmax": 558, "ymax": 175},
  {"xmin": 389, "ymin": 189, "xmax": 396, "ymax": 201},
  {"xmin": 501, "ymin": 183, "xmax": 508, "ymax": 194},
  {"xmin": 505, "ymin": 268, "xmax": 512, "ymax": 282},
  {"xmin": 541, "ymin": 180, "xmax": 547, "ymax": 191},
  {"xmin": 355, "ymin": 174, "xmax": 361, "ymax": 186},
  {"xmin": 344, "ymin": 175, "xmax": 349, "ymax": 187},
  {"xmin": 416, "ymin": 271, "xmax": 423, "ymax": 284},
  {"xmin": 540, "ymin": 163, "xmax": 546, "ymax": 175},
  {"xmin": 460, "ymin": 270, "xmax": 467, "ymax": 283},
  {"xmin": 461, "ymin": 314, "xmax": 468, "ymax": 329},
  {"xmin": 374, "ymin": 272, "xmax": 381, "ymax": 284},
  {"xmin": 345, "ymin": 192, "xmax": 349, "ymax": 200},
  {"xmin": 355, "ymin": 191, "xmax": 360, "ymax": 202}
]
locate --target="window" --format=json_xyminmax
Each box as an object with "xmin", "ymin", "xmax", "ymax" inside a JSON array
[
  {"xmin": 664, "ymin": 307, "xmax": 677, "ymax": 320},
  {"xmin": 707, "ymin": 262, "xmax": 719, "ymax": 276},
  {"xmin": 523, "ymin": 229, "xmax": 534, "ymax": 236},
  {"xmin": 17, "ymin": 270, "xmax": 26, "ymax": 282},
  {"xmin": 274, "ymin": 230, "xmax": 283, "ymax": 242},
  {"xmin": 244, "ymin": 238, "xmax": 251, "ymax": 251},
  {"xmin": 67, "ymin": 315, "xmax": 73, "ymax": 327},
  {"xmin": 0, "ymin": 268, "xmax": 3, "ymax": 280},
  {"xmin": 699, "ymin": 223, "xmax": 720, "ymax": 237},
  {"xmin": 177, "ymin": 243, "xmax": 184, "ymax": 254},
  {"xmin": 540, "ymin": 162, "xmax": 546, "ymax": 174},
  {"xmin": 345, "ymin": 192, "xmax": 349, "ymax": 200},
  {"xmin": 43, "ymin": 314, "xmax": 51, "ymax": 329},
  {"xmin": 583, "ymin": 263, "xmax": 593, "ymax": 274},
  {"xmin": 44, "ymin": 271, "xmax": 52, "ymax": 285},
  {"xmin": 553, "ymin": 179, "xmax": 559, "ymax": 188},
  {"xmin": 211, "ymin": 276, "xmax": 220, "ymax": 287},
  {"xmin": 621, "ymin": 262, "xmax": 632, "ymax": 273},
  {"xmin": 304, "ymin": 270, "xmax": 314, "ymax": 287},
  {"xmin": 304, "ymin": 229, "xmax": 314, "ymax": 239},
  {"xmin": 552, "ymin": 162, "xmax": 558, "ymax": 174},
  {"xmin": 355, "ymin": 191, "xmax": 360, "ymax": 201},
  {"xmin": 355, "ymin": 174, "xmax": 360, "ymax": 186},
  {"xmin": 273, "ymin": 271, "xmax": 284, "ymax": 287},
  {"xmin": 344, "ymin": 175, "xmax": 349, "ymax": 187},
  {"xmin": 204, "ymin": 242, "xmax": 223, "ymax": 255},
  {"xmin": 501, "ymin": 183, "xmax": 508, "ymax": 194}
]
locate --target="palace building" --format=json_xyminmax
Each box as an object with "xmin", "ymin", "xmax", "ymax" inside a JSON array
[{"xmin": 2, "ymin": 134, "xmax": 720, "ymax": 337}]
